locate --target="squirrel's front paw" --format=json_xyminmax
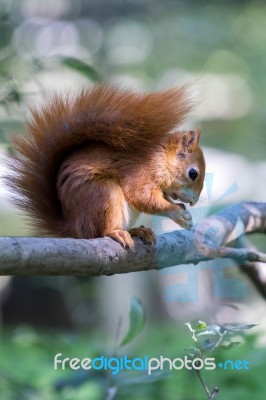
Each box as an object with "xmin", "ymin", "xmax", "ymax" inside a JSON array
[{"xmin": 168, "ymin": 209, "xmax": 193, "ymax": 230}]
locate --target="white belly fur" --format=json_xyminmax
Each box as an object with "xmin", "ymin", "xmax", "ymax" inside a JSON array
[{"xmin": 124, "ymin": 202, "xmax": 141, "ymax": 229}]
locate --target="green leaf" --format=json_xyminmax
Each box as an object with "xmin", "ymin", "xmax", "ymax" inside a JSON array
[
  {"xmin": 195, "ymin": 321, "xmax": 207, "ymax": 331},
  {"xmin": 197, "ymin": 330, "xmax": 218, "ymax": 337},
  {"xmin": 220, "ymin": 341, "xmax": 241, "ymax": 350},
  {"xmin": 197, "ymin": 324, "xmax": 223, "ymax": 336},
  {"xmin": 120, "ymin": 297, "xmax": 145, "ymax": 347},
  {"xmin": 60, "ymin": 57, "xmax": 101, "ymax": 81},
  {"xmin": 201, "ymin": 339, "xmax": 217, "ymax": 351},
  {"xmin": 184, "ymin": 346, "xmax": 201, "ymax": 358},
  {"xmin": 225, "ymin": 323, "xmax": 258, "ymax": 333}
]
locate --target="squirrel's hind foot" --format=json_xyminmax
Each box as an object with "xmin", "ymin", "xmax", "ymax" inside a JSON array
[
  {"xmin": 107, "ymin": 226, "xmax": 156, "ymax": 249},
  {"xmin": 107, "ymin": 229, "xmax": 135, "ymax": 249}
]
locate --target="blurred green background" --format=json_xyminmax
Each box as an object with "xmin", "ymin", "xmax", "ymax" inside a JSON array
[{"xmin": 0, "ymin": 0, "xmax": 266, "ymax": 399}]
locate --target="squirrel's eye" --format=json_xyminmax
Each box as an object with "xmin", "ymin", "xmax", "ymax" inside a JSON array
[{"xmin": 189, "ymin": 168, "xmax": 198, "ymax": 181}]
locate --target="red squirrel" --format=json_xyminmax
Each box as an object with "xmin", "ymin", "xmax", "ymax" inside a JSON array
[{"xmin": 6, "ymin": 84, "xmax": 205, "ymax": 248}]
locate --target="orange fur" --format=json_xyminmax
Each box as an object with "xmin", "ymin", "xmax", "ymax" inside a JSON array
[{"xmin": 6, "ymin": 84, "xmax": 205, "ymax": 246}]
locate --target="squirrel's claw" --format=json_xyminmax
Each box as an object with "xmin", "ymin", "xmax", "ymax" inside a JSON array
[
  {"xmin": 165, "ymin": 208, "xmax": 193, "ymax": 230},
  {"xmin": 107, "ymin": 229, "xmax": 135, "ymax": 249}
]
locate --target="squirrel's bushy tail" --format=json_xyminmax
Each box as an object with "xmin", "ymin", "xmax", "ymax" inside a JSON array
[{"xmin": 6, "ymin": 84, "xmax": 193, "ymax": 236}]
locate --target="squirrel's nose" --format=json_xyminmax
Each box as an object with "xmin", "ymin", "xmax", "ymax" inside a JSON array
[{"xmin": 190, "ymin": 196, "xmax": 198, "ymax": 206}]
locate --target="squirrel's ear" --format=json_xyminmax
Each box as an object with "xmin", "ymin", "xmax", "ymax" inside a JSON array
[
  {"xmin": 182, "ymin": 129, "xmax": 201, "ymax": 150},
  {"xmin": 196, "ymin": 128, "xmax": 201, "ymax": 140}
]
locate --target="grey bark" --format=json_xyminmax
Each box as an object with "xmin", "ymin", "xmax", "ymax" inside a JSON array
[{"xmin": 0, "ymin": 202, "xmax": 265, "ymax": 276}]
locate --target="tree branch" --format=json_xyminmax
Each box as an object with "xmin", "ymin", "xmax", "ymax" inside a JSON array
[
  {"xmin": 0, "ymin": 202, "xmax": 265, "ymax": 276},
  {"xmin": 236, "ymin": 236, "xmax": 266, "ymax": 299}
]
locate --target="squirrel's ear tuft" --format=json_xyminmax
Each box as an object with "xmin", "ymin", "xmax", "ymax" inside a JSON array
[
  {"xmin": 182, "ymin": 129, "xmax": 201, "ymax": 150},
  {"xmin": 196, "ymin": 128, "xmax": 201, "ymax": 140}
]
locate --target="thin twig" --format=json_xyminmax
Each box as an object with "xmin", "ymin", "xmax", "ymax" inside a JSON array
[
  {"xmin": 185, "ymin": 323, "xmax": 221, "ymax": 399},
  {"xmin": 209, "ymin": 386, "xmax": 219, "ymax": 399},
  {"xmin": 185, "ymin": 323, "xmax": 211, "ymax": 398},
  {"xmin": 195, "ymin": 369, "xmax": 210, "ymax": 397}
]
